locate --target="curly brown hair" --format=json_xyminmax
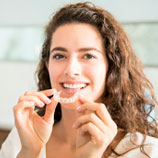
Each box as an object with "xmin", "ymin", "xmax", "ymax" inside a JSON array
[{"xmin": 35, "ymin": 2, "xmax": 158, "ymax": 157}]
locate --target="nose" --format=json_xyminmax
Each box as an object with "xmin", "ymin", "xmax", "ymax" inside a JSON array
[{"xmin": 64, "ymin": 57, "xmax": 81, "ymax": 77}]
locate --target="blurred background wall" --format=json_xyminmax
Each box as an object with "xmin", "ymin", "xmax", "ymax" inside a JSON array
[{"xmin": 0, "ymin": 0, "xmax": 158, "ymax": 146}]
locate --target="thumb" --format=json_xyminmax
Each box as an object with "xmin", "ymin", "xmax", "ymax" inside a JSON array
[
  {"xmin": 43, "ymin": 97, "xmax": 58, "ymax": 124},
  {"xmin": 78, "ymin": 93, "xmax": 91, "ymax": 104}
]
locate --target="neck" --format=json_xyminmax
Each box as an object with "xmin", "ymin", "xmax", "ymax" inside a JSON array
[{"xmin": 54, "ymin": 104, "xmax": 81, "ymax": 148}]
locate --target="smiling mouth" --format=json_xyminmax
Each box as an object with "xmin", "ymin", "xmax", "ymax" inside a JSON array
[
  {"xmin": 60, "ymin": 83, "xmax": 89, "ymax": 90},
  {"xmin": 54, "ymin": 83, "xmax": 89, "ymax": 103}
]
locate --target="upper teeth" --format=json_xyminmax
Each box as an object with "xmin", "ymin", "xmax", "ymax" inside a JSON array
[{"xmin": 63, "ymin": 83, "xmax": 86, "ymax": 89}]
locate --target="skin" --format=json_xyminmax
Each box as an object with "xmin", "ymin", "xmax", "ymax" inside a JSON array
[
  {"xmin": 13, "ymin": 23, "xmax": 117, "ymax": 158},
  {"xmin": 48, "ymin": 23, "xmax": 107, "ymax": 104},
  {"xmin": 14, "ymin": 89, "xmax": 58, "ymax": 158}
]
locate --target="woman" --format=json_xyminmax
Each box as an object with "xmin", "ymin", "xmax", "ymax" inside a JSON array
[{"xmin": 0, "ymin": 2, "xmax": 158, "ymax": 158}]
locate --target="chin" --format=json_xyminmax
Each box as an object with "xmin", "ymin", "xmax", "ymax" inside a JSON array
[{"xmin": 60, "ymin": 100, "xmax": 81, "ymax": 110}]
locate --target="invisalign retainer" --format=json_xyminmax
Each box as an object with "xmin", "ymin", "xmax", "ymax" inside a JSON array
[{"xmin": 53, "ymin": 89, "xmax": 79, "ymax": 103}]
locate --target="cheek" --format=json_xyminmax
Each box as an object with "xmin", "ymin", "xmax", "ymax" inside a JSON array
[
  {"xmin": 85, "ymin": 64, "xmax": 107, "ymax": 101},
  {"xmin": 48, "ymin": 64, "xmax": 62, "ymax": 84},
  {"xmin": 47, "ymin": 68, "xmax": 55, "ymax": 86},
  {"xmin": 90, "ymin": 64, "xmax": 107, "ymax": 98},
  {"xmin": 87, "ymin": 63, "xmax": 107, "ymax": 83}
]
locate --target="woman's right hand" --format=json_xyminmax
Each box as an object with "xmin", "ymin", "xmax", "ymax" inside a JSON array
[{"xmin": 13, "ymin": 89, "xmax": 58, "ymax": 158}]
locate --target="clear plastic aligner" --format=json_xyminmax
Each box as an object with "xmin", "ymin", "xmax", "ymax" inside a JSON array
[{"xmin": 53, "ymin": 89, "xmax": 79, "ymax": 103}]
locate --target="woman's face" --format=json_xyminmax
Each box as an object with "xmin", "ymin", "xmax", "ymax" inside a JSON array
[{"xmin": 47, "ymin": 23, "xmax": 108, "ymax": 105}]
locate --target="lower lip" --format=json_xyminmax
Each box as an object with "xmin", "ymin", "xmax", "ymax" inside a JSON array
[{"xmin": 60, "ymin": 84, "xmax": 87, "ymax": 95}]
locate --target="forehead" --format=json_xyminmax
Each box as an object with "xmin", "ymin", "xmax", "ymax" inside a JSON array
[{"xmin": 51, "ymin": 23, "xmax": 104, "ymax": 51}]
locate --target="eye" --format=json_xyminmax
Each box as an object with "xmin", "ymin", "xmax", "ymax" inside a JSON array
[
  {"xmin": 52, "ymin": 53, "xmax": 66, "ymax": 60},
  {"xmin": 83, "ymin": 53, "xmax": 96, "ymax": 59}
]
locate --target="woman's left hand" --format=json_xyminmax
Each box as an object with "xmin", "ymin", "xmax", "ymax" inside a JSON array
[{"xmin": 73, "ymin": 97, "xmax": 117, "ymax": 158}]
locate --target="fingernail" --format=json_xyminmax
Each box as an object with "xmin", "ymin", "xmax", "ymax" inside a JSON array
[
  {"xmin": 52, "ymin": 88, "xmax": 57, "ymax": 93},
  {"xmin": 76, "ymin": 106, "xmax": 81, "ymax": 110},
  {"xmin": 40, "ymin": 101, "xmax": 45, "ymax": 106},
  {"xmin": 72, "ymin": 123, "xmax": 77, "ymax": 128},
  {"xmin": 30, "ymin": 101, "xmax": 34, "ymax": 105},
  {"xmin": 46, "ymin": 98, "xmax": 51, "ymax": 104},
  {"xmin": 49, "ymin": 88, "xmax": 56, "ymax": 93},
  {"xmin": 79, "ymin": 93, "xmax": 84, "ymax": 98}
]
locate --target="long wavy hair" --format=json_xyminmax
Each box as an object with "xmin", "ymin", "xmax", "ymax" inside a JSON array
[{"xmin": 35, "ymin": 2, "xmax": 158, "ymax": 157}]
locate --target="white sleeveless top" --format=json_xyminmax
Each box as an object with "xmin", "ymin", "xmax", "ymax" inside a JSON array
[{"xmin": 0, "ymin": 127, "xmax": 158, "ymax": 158}]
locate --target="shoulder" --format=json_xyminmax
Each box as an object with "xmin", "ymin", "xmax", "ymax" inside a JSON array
[
  {"xmin": 0, "ymin": 127, "xmax": 21, "ymax": 157},
  {"xmin": 0, "ymin": 126, "xmax": 46, "ymax": 158},
  {"xmin": 109, "ymin": 132, "xmax": 158, "ymax": 158}
]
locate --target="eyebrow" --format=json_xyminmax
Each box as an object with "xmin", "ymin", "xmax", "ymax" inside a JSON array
[
  {"xmin": 51, "ymin": 47, "xmax": 67, "ymax": 53},
  {"xmin": 50, "ymin": 47, "xmax": 102, "ymax": 53}
]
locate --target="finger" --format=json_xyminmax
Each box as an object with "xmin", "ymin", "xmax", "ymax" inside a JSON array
[
  {"xmin": 23, "ymin": 89, "xmax": 56, "ymax": 103},
  {"xmin": 78, "ymin": 93, "xmax": 92, "ymax": 104},
  {"xmin": 43, "ymin": 97, "xmax": 58, "ymax": 124},
  {"xmin": 77, "ymin": 100, "xmax": 112, "ymax": 126},
  {"xmin": 40, "ymin": 88, "xmax": 56, "ymax": 96},
  {"xmin": 18, "ymin": 96, "xmax": 45, "ymax": 108},
  {"xmin": 24, "ymin": 89, "xmax": 55, "ymax": 96},
  {"xmin": 73, "ymin": 113, "xmax": 106, "ymax": 133},
  {"xmin": 13, "ymin": 101, "xmax": 35, "ymax": 127},
  {"xmin": 78, "ymin": 122, "xmax": 105, "ymax": 145},
  {"xmin": 13, "ymin": 101, "xmax": 35, "ymax": 114},
  {"xmin": 77, "ymin": 94, "xmax": 95, "ymax": 114}
]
